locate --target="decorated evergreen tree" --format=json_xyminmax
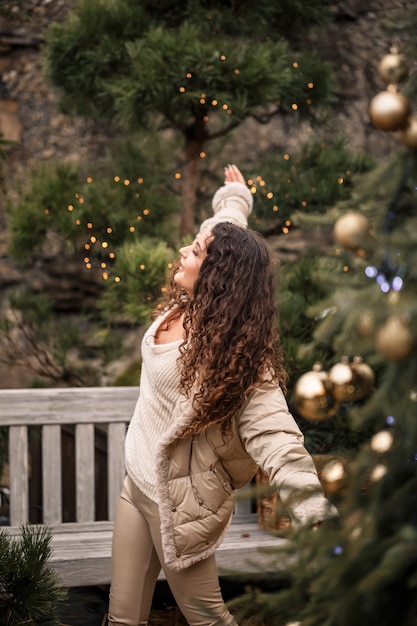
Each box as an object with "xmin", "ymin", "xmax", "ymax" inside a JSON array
[{"xmin": 229, "ymin": 46, "xmax": 417, "ymax": 626}]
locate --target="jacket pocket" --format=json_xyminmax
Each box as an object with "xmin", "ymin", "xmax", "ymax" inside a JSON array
[{"xmin": 191, "ymin": 464, "xmax": 232, "ymax": 513}]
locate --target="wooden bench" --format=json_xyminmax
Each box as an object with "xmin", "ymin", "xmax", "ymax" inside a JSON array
[{"xmin": 0, "ymin": 387, "xmax": 287, "ymax": 588}]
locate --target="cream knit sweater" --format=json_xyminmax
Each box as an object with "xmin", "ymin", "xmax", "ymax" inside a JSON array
[{"xmin": 125, "ymin": 311, "xmax": 182, "ymax": 502}]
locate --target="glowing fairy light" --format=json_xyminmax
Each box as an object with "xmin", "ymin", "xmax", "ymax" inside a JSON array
[
  {"xmin": 283, "ymin": 154, "xmax": 290, "ymax": 160},
  {"xmin": 179, "ymin": 87, "xmax": 186, "ymax": 93},
  {"xmin": 392, "ymin": 276, "xmax": 403, "ymax": 291},
  {"xmin": 123, "ymin": 179, "xmax": 130, "ymax": 186},
  {"xmin": 114, "ymin": 176, "xmax": 120, "ymax": 182},
  {"xmin": 67, "ymin": 204, "xmax": 74, "ymax": 212},
  {"xmin": 102, "ymin": 242, "xmax": 109, "ymax": 248},
  {"xmin": 175, "ymin": 172, "xmax": 181, "ymax": 179},
  {"xmin": 291, "ymin": 104, "xmax": 298, "ymax": 111},
  {"xmin": 86, "ymin": 177, "xmax": 93, "ymax": 183},
  {"xmin": 365, "ymin": 266, "xmax": 378, "ymax": 278},
  {"xmin": 114, "ymin": 276, "xmax": 121, "ymax": 283}
]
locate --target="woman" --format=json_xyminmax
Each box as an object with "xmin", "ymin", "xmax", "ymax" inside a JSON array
[{"xmin": 108, "ymin": 165, "xmax": 337, "ymax": 626}]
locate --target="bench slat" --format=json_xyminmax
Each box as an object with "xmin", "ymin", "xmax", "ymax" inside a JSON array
[
  {"xmin": 1, "ymin": 386, "xmax": 139, "ymax": 426},
  {"xmin": 76, "ymin": 424, "xmax": 95, "ymax": 523},
  {"xmin": 42, "ymin": 425, "xmax": 62, "ymax": 524},
  {"xmin": 107, "ymin": 423, "xmax": 127, "ymax": 520},
  {"xmin": 9, "ymin": 425, "xmax": 29, "ymax": 526}
]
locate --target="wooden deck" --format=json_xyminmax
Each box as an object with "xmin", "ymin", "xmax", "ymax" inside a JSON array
[{"xmin": 0, "ymin": 386, "xmax": 287, "ymax": 587}]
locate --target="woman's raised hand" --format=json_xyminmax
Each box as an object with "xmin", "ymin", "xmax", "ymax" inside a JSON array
[{"xmin": 224, "ymin": 164, "xmax": 246, "ymax": 185}]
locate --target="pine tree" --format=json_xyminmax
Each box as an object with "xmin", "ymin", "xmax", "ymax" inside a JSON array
[
  {"xmin": 0, "ymin": 525, "xmax": 67, "ymax": 626},
  {"xmin": 43, "ymin": 0, "xmax": 335, "ymax": 235}
]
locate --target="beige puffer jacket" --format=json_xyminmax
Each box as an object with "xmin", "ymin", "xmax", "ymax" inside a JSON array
[{"xmin": 155, "ymin": 380, "xmax": 337, "ymax": 571}]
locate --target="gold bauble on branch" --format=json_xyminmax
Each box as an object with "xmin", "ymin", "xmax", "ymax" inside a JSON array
[
  {"xmin": 320, "ymin": 458, "xmax": 348, "ymax": 496},
  {"xmin": 333, "ymin": 211, "xmax": 371, "ymax": 255},
  {"xmin": 376, "ymin": 315, "xmax": 414, "ymax": 361},
  {"xmin": 350, "ymin": 356, "xmax": 375, "ymax": 400},
  {"xmin": 328, "ymin": 356, "xmax": 375, "ymax": 403},
  {"xmin": 400, "ymin": 113, "xmax": 417, "ymax": 149},
  {"xmin": 369, "ymin": 88, "xmax": 411, "ymax": 132},
  {"xmin": 328, "ymin": 358, "xmax": 355, "ymax": 402},
  {"xmin": 378, "ymin": 51, "xmax": 409, "ymax": 85},
  {"xmin": 293, "ymin": 363, "xmax": 339, "ymax": 421},
  {"xmin": 357, "ymin": 310, "xmax": 375, "ymax": 337}
]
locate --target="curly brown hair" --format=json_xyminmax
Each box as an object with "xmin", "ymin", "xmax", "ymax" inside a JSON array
[{"xmin": 156, "ymin": 222, "xmax": 288, "ymax": 436}]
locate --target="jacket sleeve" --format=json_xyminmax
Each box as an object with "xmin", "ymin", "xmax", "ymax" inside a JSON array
[
  {"xmin": 238, "ymin": 380, "xmax": 338, "ymax": 527},
  {"xmin": 199, "ymin": 181, "xmax": 253, "ymax": 233}
]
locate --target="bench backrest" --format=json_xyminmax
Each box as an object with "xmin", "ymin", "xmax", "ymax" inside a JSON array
[
  {"xmin": 1, "ymin": 387, "xmax": 138, "ymax": 528},
  {"xmin": 1, "ymin": 387, "xmax": 255, "ymax": 530}
]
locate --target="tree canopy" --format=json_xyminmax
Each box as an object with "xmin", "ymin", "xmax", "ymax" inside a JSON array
[{"xmin": 44, "ymin": 0, "xmax": 335, "ymax": 233}]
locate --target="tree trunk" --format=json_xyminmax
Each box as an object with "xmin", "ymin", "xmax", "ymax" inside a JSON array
[{"xmin": 180, "ymin": 138, "xmax": 203, "ymax": 236}]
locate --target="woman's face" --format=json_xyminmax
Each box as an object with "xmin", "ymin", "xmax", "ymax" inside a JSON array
[{"xmin": 174, "ymin": 231, "xmax": 211, "ymax": 295}]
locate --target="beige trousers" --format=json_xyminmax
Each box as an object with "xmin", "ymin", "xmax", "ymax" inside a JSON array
[{"xmin": 108, "ymin": 475, "xmax": 238, "ymax": 626}]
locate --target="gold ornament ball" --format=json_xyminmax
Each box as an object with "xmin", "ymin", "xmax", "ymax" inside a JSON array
[
  {"xmin": 328, "ymin": 360, "xmax": 354, "ymax": 402},
  {"xmin": 378, "ymin": 52, "xmax": 409, "ymax": 85},
  {"xmin": 400, "ymin": 114, "xmax": 417, "ymax": 149},
  {"xmin": 376, "ymin": 316, "xmax": 414, "ymax": 361},
  {"xmin": 333, "ymin": 211, "xmax": 370, "ymax": 254},
  {"xmin": 357, "ymin": 311, "xmax": 374, "ymax": 337},
  {"xmin": 320, "ymin": 459, "xmax": 347, "ymax": 496},
  {"xmin": 293, "ymin": 367, "xmax": 338, "ymax": 421},
  {"xmin": 350, "ymin": 357, "xmax": 375, "ymax": 400},
  {"xmin": 369, "ymin": 89, "xmax": 411, "ymax": 132}
]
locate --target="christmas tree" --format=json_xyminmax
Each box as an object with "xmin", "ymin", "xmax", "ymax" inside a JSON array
[{"xmin": 229, "ymin": 48, "xmax": 417, "ymax": 626}]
